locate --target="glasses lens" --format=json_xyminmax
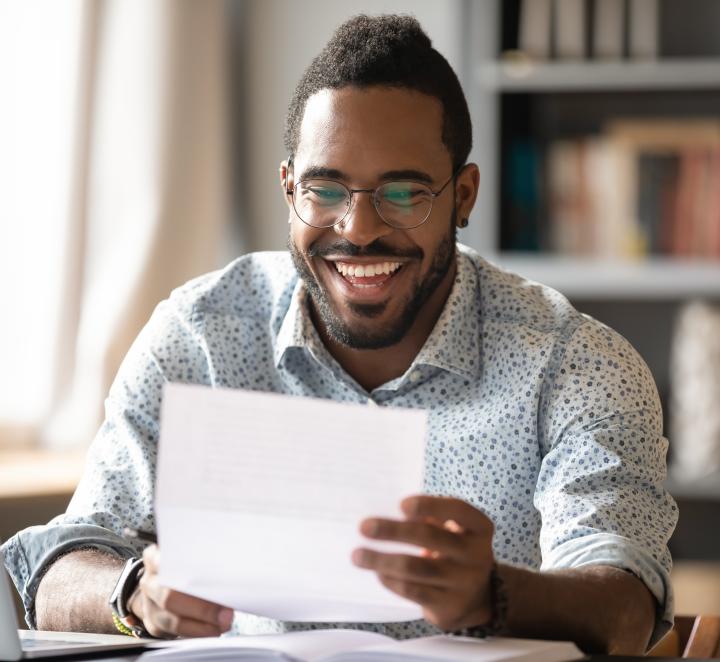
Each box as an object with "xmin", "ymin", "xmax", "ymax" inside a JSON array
[
  {"xmin": 376, "ymin": 182, "xmax": 433, "ymax": 228},
  {"xmin": 294, "ymin": 180, "xmax": 350, "ymax": 227}
]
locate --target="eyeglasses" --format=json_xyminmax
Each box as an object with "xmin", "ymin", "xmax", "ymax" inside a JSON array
[{"xmin": 285, "ymin": 159, "xmax": 463, "ymax": 230}]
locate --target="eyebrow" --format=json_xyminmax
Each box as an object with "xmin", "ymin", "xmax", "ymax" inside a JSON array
[{"xmin": 297, "ymin": 165, "xmax": 435, "ymax": 185}]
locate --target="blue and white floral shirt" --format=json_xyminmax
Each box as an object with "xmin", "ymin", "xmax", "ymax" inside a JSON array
[{"xmin": 2, "ymin": 245, "xmax": 677, "ymax": 644}]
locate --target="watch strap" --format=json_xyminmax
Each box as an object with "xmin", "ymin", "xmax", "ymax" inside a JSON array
[{"xmin": 109, "ymin": 557, "xmax": 149, "ymax": 637}]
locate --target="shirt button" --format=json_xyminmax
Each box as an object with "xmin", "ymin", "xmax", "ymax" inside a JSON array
[{"xmin": 410, "ymin": 371, "xmax": 422, "ymax": 382}]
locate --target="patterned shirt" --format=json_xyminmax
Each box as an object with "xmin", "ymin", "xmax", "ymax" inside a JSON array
[{"xmin": 2, "ymin": 245, "xmax": 677, "ymax": 644}]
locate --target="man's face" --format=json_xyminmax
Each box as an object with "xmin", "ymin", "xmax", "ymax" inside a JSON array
[{"xmin": 284, "ymin": 86, "xmax": 463, "ymax": 350}]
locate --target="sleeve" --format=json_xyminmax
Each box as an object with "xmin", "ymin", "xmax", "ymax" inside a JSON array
[
  {"xmin": 1, "ymin": 296, "xmax": 210, "ymax": 628},
  {"xmin": 535, "ymin": 319, "xmax": 678, "ymax": 648}
]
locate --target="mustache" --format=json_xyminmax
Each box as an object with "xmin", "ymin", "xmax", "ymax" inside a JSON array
[{"xmin": 308, "ymin": 239, "xmax": 423, "ymax": 260}]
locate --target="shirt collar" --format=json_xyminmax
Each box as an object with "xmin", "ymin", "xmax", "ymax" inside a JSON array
[
  {"xmin": 274, "ymin": 248, "xmax": 482, "ymax": 378},
  {"xmin": 409, "ymin": 249, "xmax": 482, "ymax": 378},
  {"xmin": 274, "ymin": 278, "xmax": 318, "ymax": 367}
]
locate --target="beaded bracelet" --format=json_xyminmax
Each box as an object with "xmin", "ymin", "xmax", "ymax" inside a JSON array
[{"xmin": 111, "ymin": 612, "xmax": 136, "ymax": 637}]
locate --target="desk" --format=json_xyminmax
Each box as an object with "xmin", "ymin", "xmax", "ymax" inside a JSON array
[{"xmin": 17, "ymin": 650, "xmax": 709, "ymax": 661}]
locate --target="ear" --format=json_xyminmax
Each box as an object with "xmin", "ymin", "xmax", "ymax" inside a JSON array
[
  {"xmin": 454, "ymin": 163, "xmax": 480, "ymax": 228},
  {"xmin": 279, "ymin": 159, "xmax": 294, "ymax": 210}
]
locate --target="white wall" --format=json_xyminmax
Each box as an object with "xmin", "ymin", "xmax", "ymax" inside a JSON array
[{"xmin": 239, "ymin": 0, "xmax": 464, "ymax": 252}]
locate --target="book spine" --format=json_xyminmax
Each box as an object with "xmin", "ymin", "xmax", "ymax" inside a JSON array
[
  {"xmin": 592, "ymin": 0, "xmax": 625, "ymax": 59},
  {"xmin": 518, "ymin": 0, "xmax": 553, "ymax": 59},
  {"xmin": 553, "ymin": 0, "xmax": 587, "ymax": 59},
  {"xmin": 628, "ymin": 0, "xmax": 659, "ymax": 59}
]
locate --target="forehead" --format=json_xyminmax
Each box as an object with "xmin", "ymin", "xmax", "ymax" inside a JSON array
[{"xmin": 294, "ymin": 86, "xmax": 451, "ymax": 175}]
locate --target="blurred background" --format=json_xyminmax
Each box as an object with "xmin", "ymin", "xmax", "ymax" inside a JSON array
[{"xmin": 0, "ymin": 0, "xmax": 718, "ymax": 625}]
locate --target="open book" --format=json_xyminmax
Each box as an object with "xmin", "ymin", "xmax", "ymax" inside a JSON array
[{"xmin": 140, "ymin": 629, "xmax": 585, "ymax": 662}]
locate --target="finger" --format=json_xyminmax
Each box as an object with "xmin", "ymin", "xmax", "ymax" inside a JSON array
[
  {"xmin": 376, "ymin": 573, "xmax": 446, "ymax": 607},
  {"xmin": 401, "ymin": 496, "xmax": 494, "ymax": 535},
  {"xmin": 140, "ymin": 573, "xmax": 234, "ymax": 629},
  {"xmin": 352, "ymin": 548, "xmax": 456, "ymax": 587},
  {"xmin": 142, "ymin": 545, "xmax": 160, "ymax": 573},
  {"xmin": 360, "ymin": 518, "xmax": 467, "ymax": 559},
  {"xmin": 143, "ymin": 594, "xmax": 227, "ymax": 639}
]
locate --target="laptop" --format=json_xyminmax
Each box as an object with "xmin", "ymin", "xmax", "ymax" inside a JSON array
[{"xmin": 0, "ymin": 547, "xmax": 160, "ymax": 660}]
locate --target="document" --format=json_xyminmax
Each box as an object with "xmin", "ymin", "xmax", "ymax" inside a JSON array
[
  {"xmin": 139, "ymin": 629, "xmax": 584, "ymax": 662},
  {"xmin": 156, "ymin": 383, "xmax": 427, "ymax": 622}
]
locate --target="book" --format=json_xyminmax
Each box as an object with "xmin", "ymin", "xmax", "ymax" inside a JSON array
[
  {"xmin": 506, "ymin": 119, "xmax": 720, "ymax": 260},
  {"xmin": 628, "ymin": 0, "xmax": 659, "ymax": 59},
  {"xmin": 503, "ymin": 139, "xmax": 542, "ymax": 251},
  {"xmin": 139, "ymin": 629, "xmax": 585, "ymax": 662},
  {"xmin": 518, "ymin": 0, "xmax": 553, "ymax": 59},
  {"xmin": 553, "ymin": 0, "xmax": 587, "ymax": 59},
  {"xmin": 592, "ymin": 0, "xmax": 624, "ymax": 59}
]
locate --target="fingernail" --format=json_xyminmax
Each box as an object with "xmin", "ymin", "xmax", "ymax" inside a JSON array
[
  {"xmin": 361, "ymin": 520, "xmax": 379, "ymax": 536},
  {"xmin": 218, "ymin": 608, "xmax": 234, "ymax": 629},
  {"xmin": 352, "ymin": 549, "xmax": 368, "ymax": 567}
]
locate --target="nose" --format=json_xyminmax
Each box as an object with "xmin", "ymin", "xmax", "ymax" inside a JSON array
[{"xmin": 334, "ymin": 191, "xmax": 394, "ymax": 247}]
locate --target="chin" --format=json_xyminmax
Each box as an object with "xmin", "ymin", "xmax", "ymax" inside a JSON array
[{"xmin": 322, "ymin": 300, "xmax": 413, "ymax": 350}]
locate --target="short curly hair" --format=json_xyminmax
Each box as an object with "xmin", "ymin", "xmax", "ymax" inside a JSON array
[{"xmin": 284, "ymin": 14, "xmax": 472, "ymax": 170}]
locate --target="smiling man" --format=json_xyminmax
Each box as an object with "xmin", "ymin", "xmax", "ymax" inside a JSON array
[{"xmin": 3, "ymin": 14, "xmax": 676, "ymax": 655}]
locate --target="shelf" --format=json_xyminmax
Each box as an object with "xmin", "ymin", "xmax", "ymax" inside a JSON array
[
  {"xmin": 477, "ymin": 58, "xmax": 720, "ymax": 92},
  {"xmin": 490, "ymin": 255, "xmax": 720, "ymax": 299}
]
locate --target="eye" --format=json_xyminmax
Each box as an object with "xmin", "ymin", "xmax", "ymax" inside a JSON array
[
  {"xmin": 380, "ymin": 183, "xmax": 429, "ymax": 207},
  {"xmin": 301, "ymin": 182, "xmax": 348, "ymax": 206}
]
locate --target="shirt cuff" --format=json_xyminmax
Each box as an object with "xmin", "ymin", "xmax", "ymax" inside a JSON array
[
  {"xmin": 541, "ymin": 532, "xmax": 674, "ymax": 649},
  {"xmin": 1, "ymin": 524, "xmax": 137, "ymax": 628}
]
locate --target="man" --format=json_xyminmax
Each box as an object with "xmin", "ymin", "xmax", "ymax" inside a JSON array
[{"xmin": 3, "ymin": 14, "xmax": 676, "ymax": 654}]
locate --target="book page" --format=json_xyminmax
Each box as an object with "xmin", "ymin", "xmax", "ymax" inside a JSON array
[
  {"xmin": 330, "ymin": 635, "xmax": 584, "ymax": 662},
  {"xmin": 156, "ymin": 383, "xmax": 427, "ymax": 622},
  {"xmin": 139, "ymin": 629, "xmax": 392, "ymax": 661}
]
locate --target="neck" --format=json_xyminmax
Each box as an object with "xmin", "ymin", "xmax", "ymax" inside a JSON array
[{"xmin": 314, "ymin": 259, "xmax": 457, "ymax": 393}]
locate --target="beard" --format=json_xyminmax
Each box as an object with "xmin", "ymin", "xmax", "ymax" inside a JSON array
[{"xmin": 288, "ymin": 212, "xmax": 457, "ymax": 350}]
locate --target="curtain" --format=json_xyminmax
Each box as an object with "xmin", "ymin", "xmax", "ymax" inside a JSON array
[{"xmin": 0, "ymin": 0, "xmax": 232, "ymax": 450}]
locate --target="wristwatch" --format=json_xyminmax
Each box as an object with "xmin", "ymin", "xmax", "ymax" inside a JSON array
[{"xmin": 109, "ymin": 557, "xmax": 148, "ymax": 637}]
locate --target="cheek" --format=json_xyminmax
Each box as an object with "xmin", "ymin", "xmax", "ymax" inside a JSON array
[
  {"xmin": 290, "ymin": 221, "xmax": 331, "ymax": 269},
  {"xmin": 290, "ymin": 220, "xmax": 316, "ymax": 253}
]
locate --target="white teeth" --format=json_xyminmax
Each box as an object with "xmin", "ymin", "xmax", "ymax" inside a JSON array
[{"xmin": 333, "ymin": 261, "xmax": 402, "ymax": 278}]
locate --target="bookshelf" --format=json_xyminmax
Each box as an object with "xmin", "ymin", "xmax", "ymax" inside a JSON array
[
  {"xmin": 460, "ymin": 0, "xmax": 720, "ymax": 289},
  {"xmin": 460, "ymin": 1, "xmax": 720, "ymax": 518}
]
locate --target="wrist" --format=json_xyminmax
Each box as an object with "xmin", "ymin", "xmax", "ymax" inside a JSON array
[
  {"xmin": 453, "ymin": 563, "xmax": 509, "ymax": 638},
  {"xmin": 109, "ymin": 558, "xmax": 150, "ymax": 637}
]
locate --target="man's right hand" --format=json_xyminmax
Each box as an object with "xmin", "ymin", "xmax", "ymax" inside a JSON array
[{"xmin": 127, "ymin": 545, "xmax": 234, "ymax": 638}]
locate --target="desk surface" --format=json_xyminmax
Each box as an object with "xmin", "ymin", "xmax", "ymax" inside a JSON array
[{"xmin": 19, "ymin": 650, "xmax": 708, "ymax": 662}]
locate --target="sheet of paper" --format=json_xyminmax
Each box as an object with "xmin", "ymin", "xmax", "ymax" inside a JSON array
[
  {"xmin": 139, "ymin": 629, "xmax": 392, "ymax": 661},
  {"xmin": 156, "ymin": 383, "xmax": 427, "ymax": 622}
]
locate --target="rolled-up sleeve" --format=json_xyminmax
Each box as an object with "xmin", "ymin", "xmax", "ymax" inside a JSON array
[
  {"xmin": 1, "ymin": 295, "xmax": 210, "ymax": 627},
  {"xmin": 535, "ymin": 320, "xmax": 678, "ymax": 648}
]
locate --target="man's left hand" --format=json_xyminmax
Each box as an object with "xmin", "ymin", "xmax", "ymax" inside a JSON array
[{"xmin": 352, "ymin": 495, "xmax": 495, "ymax": 632}]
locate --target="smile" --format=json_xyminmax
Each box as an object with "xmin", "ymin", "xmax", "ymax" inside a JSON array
[
  {"xmin": 335, "ymin": 261, "xmax": 402, "ymax": 278},
  {"xmin": 322, "ymin": 258, "xmax": 407, "ymax": 301}
]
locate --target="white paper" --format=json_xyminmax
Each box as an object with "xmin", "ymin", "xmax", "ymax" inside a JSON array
[
  {"xmin": 139, "ymin": 629, "xmax": 392, "ymax": 661},
  {"xmin": 156, "ymin": 383, "xmax": 427, "ymax": 622},
  {"xmin": 139, "ymin": 632, "xmax": 584, "ymax": 662}
]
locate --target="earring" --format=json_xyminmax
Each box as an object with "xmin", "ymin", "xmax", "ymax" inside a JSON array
[{"xmin": 459, "ymin": 217, "xmax": 469, "ymax": 228}]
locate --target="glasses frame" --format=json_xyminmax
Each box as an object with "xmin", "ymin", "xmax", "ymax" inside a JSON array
[{"xmin": 285, "ymin": 157, "xmax": 465, "ymax": 230}]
